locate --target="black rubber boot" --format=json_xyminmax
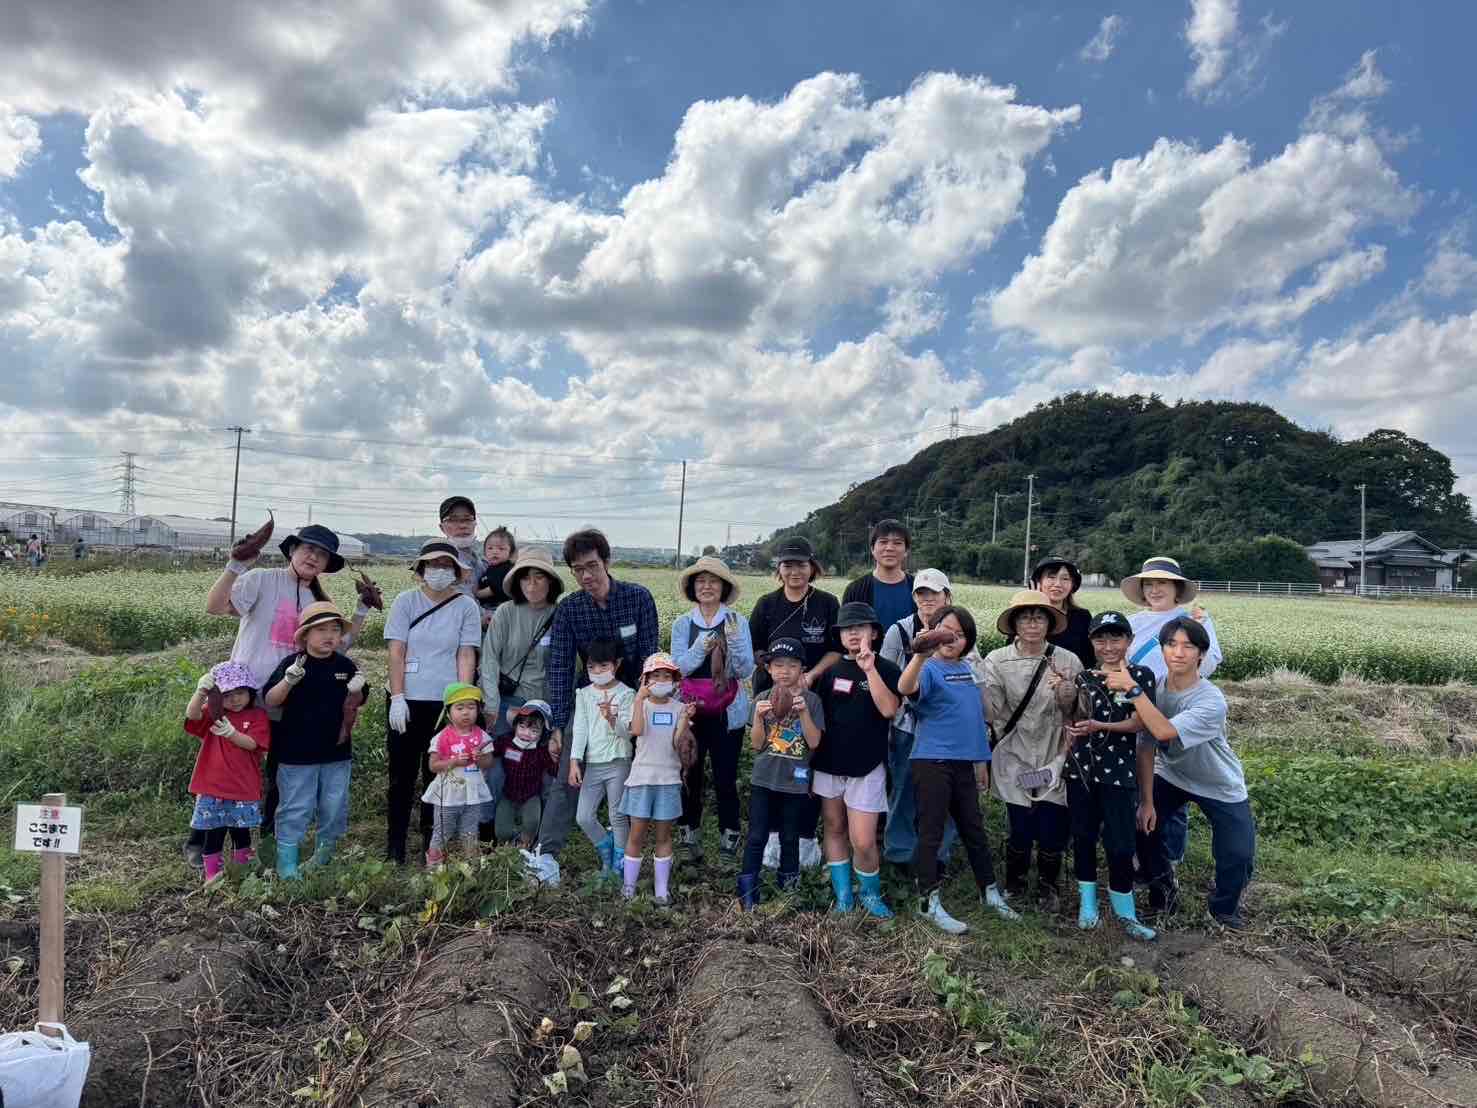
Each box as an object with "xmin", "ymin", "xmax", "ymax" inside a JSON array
[
  {"xmin": 1035, "ymin": 849, "xmax": 1064, "ymax": 913},
  {"xmin": 1005, "ymin": 843, "xmax": 1032, "ymax": 898}
]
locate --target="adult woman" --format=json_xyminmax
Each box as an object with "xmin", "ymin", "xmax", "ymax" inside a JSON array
[
  {"xmin": 984, "ymin": 589, "xmax": 1083, "ymax": 912},
  {"xmin": 480, "ymin": 545, "xmax": 563, "ymax": 837},
  {"xmin": 748, "ymin": 536, "xmax": 840, "ymax": 870},
  {"xmin": 671, "ymin": 556, "xmax": 755, "ymax": 864},
  {"xmin": 384, "ymin": 539, "xmax": 483, "ymax": 863},
  {"xmin": 1031, "ymin": 555, "xmax": 1094, "ymax": 669}
]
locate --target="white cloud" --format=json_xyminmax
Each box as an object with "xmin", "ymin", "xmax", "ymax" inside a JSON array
[
  {"xmin": 1185, "ymin": 0, "xmax": 1240, "ymax": 96},
  {"xmin": 1420, "ymin": 225, "xmax": 1477, "ymax": 300},
  {"xmin": 1080, "ymin": 15, "xmax": 1124, "ymax": 64},
  {"xmin": 1304, "ymin": 50, "xmax": 1392, "ymax": 138},
  {"xmin": 0, "ymin": 105, "xmax": 41, "ymax": 178}
]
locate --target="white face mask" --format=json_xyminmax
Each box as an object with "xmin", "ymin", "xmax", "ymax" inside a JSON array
[
  {"xmin": 450, "ymin": 533, "xmax": 476, "ymax": 550},
  {"xmin": 647, "ymin": 680, "xmax": 675, "ymax": 698},
  {"xmin": 423, "ymin": 567, "xmax": 457, "ymax": 591},
  {"xmin": 589, "ymin": 669, "xmax": 615, "ymax": 686}
]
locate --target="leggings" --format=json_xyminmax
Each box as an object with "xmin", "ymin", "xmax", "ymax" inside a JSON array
[
  {"xmin": 683, "ymin": 713, "xmax": 742, "ymax": 833},
  {"xmin": 386, "ymin": 696, "xmax": 442, "ymax": 854},
  {"xmin": 1067, "ymin": 777, "xmax": 1137, "ymax": 893},
  {"xmin": 202, "ymin": 827, "xmax": 251, "ymax": 853}
]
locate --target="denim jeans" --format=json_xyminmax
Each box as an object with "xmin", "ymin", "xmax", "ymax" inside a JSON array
[
  {"xmin": 742, "ymin": 785, "xmax": 806, "ymax": 876},
  {"xmin": 1146, "ymin": 775, "xmax": 1255, "ymax": 919},
  {"xmin": 275, "ymin": 760, "xmax": 352, "ymax": 847},
  {"xmin": 884, "ymin": 727, "xmax": 956, "ymax": 864}
]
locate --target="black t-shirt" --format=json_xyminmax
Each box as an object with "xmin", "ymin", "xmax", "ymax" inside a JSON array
[
  {"xmin": 1065, "ymin": 664, "xmax": 1156, "ymax": 790},
  {"xmin": 478, "ymin": 561, "xmax": 512, "ymax": 611},
  {"xmin": 1049, "ymin": 607, "xmax": 1095, "ymax": 670},
  {"xmin": 747, "ymin": 587, "xmax": 840, "ymax": 694},
  {"xmin": 811, "ymin": 656, "xmax": 901, "ymax": 777},
  {"xmin": 266, "ymin": 651, "xmax": 364, "ymax": 765}
]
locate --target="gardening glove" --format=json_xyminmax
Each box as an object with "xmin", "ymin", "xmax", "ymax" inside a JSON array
[
  {"xmin": 210, "ymin": 718, "xmax": 238, "ymax": 740},
  {"xmin": 346, "ymin": 674, "xmax": 366, "ymax": 695},
  {"xmin": 196, "ymin": 672, "xmax": 216, "ymax": 692},
  {"xmin": 283, "ymin": 654, "xmax": 308, "ymax": 686},
  {"xmin": 388, "ymin": 693, "xmax": 410, "ymax": 733}
]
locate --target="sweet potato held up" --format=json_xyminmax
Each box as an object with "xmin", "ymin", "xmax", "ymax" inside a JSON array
[
  {"xmin": 230, "ymin": 513, "xmax": 274, "ymax": 562},
  {"xmin": 767, "ymin": 685, "xmax": 793, "ymax": 721},
  {"xmin": 353, "ymin": 570, "xmax": 385, "ymax": 611},
  {"xmin": 910, "ymin": 627, "xmax": 956, "ymax": 653}
]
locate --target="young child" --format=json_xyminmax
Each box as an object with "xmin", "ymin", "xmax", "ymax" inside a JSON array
[
  {"xmin": 616, "ymin": 653, "xmax": 694, "ymax": 905},
  {"xmin": 475, "ymin": 526, "xmax": 516, "ymax": 616},
  {"xmin": 737, "ymin": 639, "xmax": 824, "ymax": 909},
  {"xmin": 492, "ymin": 701, "xmax": 560, "ymax": 846},
  {"xmin": 264, "ymin": 602, "xmax": 369, "ymax": 879},
  {"xmin": 897, "ymin": 606, "xmax": 1018, "ymax": 934},
  {"xmin": 1064, "ymin": 611, "xmax": 1158, "ymax": 940},
  {"xmin": 184, "ymin": 661, "xmax": 272, "ymax": 885},
  {"xmin": 813, "ymin": 603, "xmax": 901, "ymax": 917},
  {"xmin": 569, "ymin": 639, "xmax": 636, "ymax": 878},
  {"xmin": 421, "ymin": 683, "xmax": 495, "ymax": 866}
]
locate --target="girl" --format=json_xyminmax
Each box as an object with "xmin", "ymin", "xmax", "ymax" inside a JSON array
[
  {"xmin": 984, "ymin": 590, "xmax": 1083, "ymax": 913},
  {"xmin": 569, "ymin": 639, "xmax": 636, "ymax": 878},
  {"xmin": 421, "ymin": 683, "xmax": 495, "ymax": 866},
  {"xmin": 898, "ymin": 606, "xmax": 1017, "ymax": 934},
  {"xmin": 1030, "ymin": 556, "xmax": 1094, "ymax": 669},
  {"xmin": 492, "ymin": 701, "xmax": 561, "ymax": 846},
  {"xmin": 813, "ymin": 603, "xmax": 901, "ymax": 917},
  {"xmin": 736, "ymin": 638, "xmax": 825, "ymax": 909},
  {"xmin": 617, "ymin": 653, "xmax": 694, "ymax": 905},
  {"xmin": 184, "ymin": 661, "xmax": 272, "ymax": 884}
]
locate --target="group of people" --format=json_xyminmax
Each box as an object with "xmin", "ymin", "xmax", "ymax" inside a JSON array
[{"xmin": 178, "ymin": 503, "xmax": 1256, "ymax": 933}]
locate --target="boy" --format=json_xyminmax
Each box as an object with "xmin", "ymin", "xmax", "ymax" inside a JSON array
[
  {"xmin": 842, "ymin": 519, "xmax": 916, "ymax": 632},
  {"xmin": 736, "ymin": 639, "xmax": 825, "ymax": 908},
  {"xmin": 264, "ymin": 602, "xmax": 369, "ymax": 878}
]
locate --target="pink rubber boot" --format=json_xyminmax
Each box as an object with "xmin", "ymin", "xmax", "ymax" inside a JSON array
[
  {"xmin": 232, "ymin": 847, "xmax": 256, "ymax": 867},
  {"xmin": 202, "ymin": 852, "xmax": 225, "ymax": 884}
]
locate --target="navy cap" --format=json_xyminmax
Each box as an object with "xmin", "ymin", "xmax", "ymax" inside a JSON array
[
  {"xmin": 764, "ymin": 637, "xmax": 805, "ymax": 662},
  {"xmin": 1088, "ymin": 610, "xmax": 1132, "ymax": 636}
]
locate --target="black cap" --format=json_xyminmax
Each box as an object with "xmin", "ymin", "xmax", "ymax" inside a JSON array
[
  {"xmin": 438, "ymin": 495, "xmax": 477, "ymax": 520},
  {"xmin": 771, "ymin": 536, "xmax": 822, "ymax": 580},
  {"xmin": 1031, "ymin": 555, "xmax": 1082, "ymax": 592},
  {"xmin": 279, "ymin": 524, "xmax": 344, "ymax": 573},
  {"xmin": 763, "ymin": 637, "xmax": 805, "ymax": 662},
  {"xmin": 835, "ymin": 601, "xmax": 881, "ymax": 630},
  {"xmin": 1087, "ymin": 610, "xmax": 1132, "ymax": 637}
]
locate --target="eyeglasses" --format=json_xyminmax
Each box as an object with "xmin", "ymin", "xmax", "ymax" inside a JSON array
[
  {"xmin": 570, "ymin": 559, "xmax": 604, "ymax": 577},
  {"xmin": 443, "ymin": 515, "xmax": 476, "ymax": 526}
]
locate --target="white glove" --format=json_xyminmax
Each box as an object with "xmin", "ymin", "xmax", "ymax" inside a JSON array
[
  {"xmin": 389, "ymin": 693, "xmax": 410, "ymax": 733},
  {"xmin": 210, "ymin": 718, "xmax": 237, "ymax": 740},
  {"xmin": 346, "ymin": 674, "xmax": 366, "ymax": 695},
  {"xmin": 196, "ymin": 673, "xmax": 215, "ymax": 692},
  {"xmin": 283, "ymin": 654, "xmax": 307, "ymax": 686}
]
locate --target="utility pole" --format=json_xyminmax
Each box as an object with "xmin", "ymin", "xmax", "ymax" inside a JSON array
[
  {"xmin": 991, "ymin": 493, "xmax": 1001, "ymax": 544},
  {"xmin": 1022, "ymin": 473, "xmax": 1036, "ymax": 585},
  {"xmin": 673, "ymin": 460, "xmax": 687, "ymax": 569},
  {"xmin": 226, "ymin": 426, "xmax": 251, "ymax": 545},
  {"xmin": 1358, "ymin": 481, "xmax": 1370, "ymax": 593},
  {"xmin": 949, "ymin": 407, "xmax": 960, "ymax": 440},
  {"xmin": 119, "ymin": 452, "xmax": 137, "ymax": 515}
]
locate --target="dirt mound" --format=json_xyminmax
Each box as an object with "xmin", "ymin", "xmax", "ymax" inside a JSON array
[
  {"xmin": 356, "ymin": 929, "xmax": 556, "ymax": 1107},
  {"xmin": 1171, "ymin": 942, "xmax": 1477, "ymax": 1108},
  {"xmin": 684, "ymin": 941, "xmax": 860, "ymax": 1108}
]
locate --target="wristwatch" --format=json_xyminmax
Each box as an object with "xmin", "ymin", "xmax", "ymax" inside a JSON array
[{"xmin": 1124, "ymin": 686, "xmax": 1144, "ymax": 700}]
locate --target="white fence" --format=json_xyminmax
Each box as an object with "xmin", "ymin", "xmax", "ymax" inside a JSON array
[{"xmin": 1196, "ymin": 580, "xmax": 1477, "ymax": 600}]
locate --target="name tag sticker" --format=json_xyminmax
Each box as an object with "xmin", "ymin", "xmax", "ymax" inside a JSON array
[
  {"xmin": 793, "ymin": 766, "xmax": 809, "ymax": 781},
  {"xmin": 944, "ymin": 672, "xmax": 972, "ymax": 683},
  {"xmin": 539, "ymin": 634, "xmax": 552, "ymax": 647},
  {"xmin": 334, "ymin": 672, "xmax": 348, "ymax": 681},
  {"xmin": 832, "ymin": 678, "xmax": 854, "ymax": 694},
  {"xmin": 463, "ymin": 764, "xmax": 480, "ymax": 776},
  {"xmin": 505, "ymin": 749, "xmax": 523, "ymax": 763},
  {"xmin": 404, "ymin": 660, "xmax": 420, "ymax": 674},
  {"xmin": 652, "ymin": 711, "xmax": 675, "ymax": 726},
  {"xmin": 620, "ymin": 623, "xmax": 637, "ymax": 639}
]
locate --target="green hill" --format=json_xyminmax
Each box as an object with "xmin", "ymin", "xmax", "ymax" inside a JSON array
[{"xmin": 777, "ymin": 393, "xmax": 1475, "ymax": 581}]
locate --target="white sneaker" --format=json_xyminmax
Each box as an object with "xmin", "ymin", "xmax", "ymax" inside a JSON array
[
  {"xmin": 918, "ymin": 890, "xmax": 969, "ymax": 935},
  {"xmin": 983, "ymin": 884, "xmax": 1021, "ymax": 921},
  {"xmin": 762, "ymin": 832, "xmax": 780, "ymax": 870},
  {"xmin": 798, "ymin": 837, "xmax": 823, "ymax": 870}
]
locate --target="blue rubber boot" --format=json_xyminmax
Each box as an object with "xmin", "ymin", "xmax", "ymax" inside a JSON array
[
  {"xmin": 276, "ymin": 842, "xmax": 301, "ymax": 880},
  {"xmin": 310, "ymin": 838, "xmax": 335, "ymax": 867},
  {"xmin": 599, "ymin": 831, "xmax": 616, "ymax": 874},
  {"xmin": 856, "ymin": 869, "xmax": 893, "ymax": 919},
  {"xmin": 736, "ymin": 872, "xmax": 761, "ymax": 911},
  {"xmin": 1110, "ymin": 890, "xmax": 1156, "ymax": 941},
  {"xmin": 1078, "ymin": 881, "xmax": 1101, "ymax": 930},
  {"xmin": 828, "ymin": 861, "xmax": 855, "ymax": 913}
]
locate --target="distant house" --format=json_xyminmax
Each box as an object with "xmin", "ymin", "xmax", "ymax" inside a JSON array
[{"xmin": 1306, "ymin": 531, "xmax": 1451, "ymax": 590}]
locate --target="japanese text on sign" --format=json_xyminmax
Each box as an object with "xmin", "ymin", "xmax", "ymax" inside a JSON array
[{"xmin": 13, "ymin": 803, "xmax": 83, "ymax": 854}]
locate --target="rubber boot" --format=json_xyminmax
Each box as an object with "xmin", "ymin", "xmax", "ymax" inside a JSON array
[
  {"xmin": 425, "ymin": 846, "xmax": 446, "ymax": 867},
  {"xmin": 777, "ymin": 869, "xmax": 801, "ymax": 892},
  {"xmin": 598, "ymin": 831, "xmax": 616, "ymax": 874},
  {"xmin": 1146, "ymin": 870, "xmax": 1179, "ymax": 921},
  {"xmin": 982, "ymin": 883, "xmax": 1021, "ymax": 921},
  {"xmin": 857, "ymin": 869, "xmax": 893, "ymax": 919},
  {"xmin": 276, "ymin": 842, "xmax": 301, "ymax": 880},
  {"xmin": 202, "ymin": 852, "xmax": 225, "ymax": 885},
  {"xmin": 1005, "ymin": 843, "xmax": 1032, "ymax": 898},
  {"xmin": 828, "ymin": 860, "xmax": 855, "ymax": 912},
  {"xmin": 1110, "ymin": 890, "xmax": 1157, "ymax": 941},
  {"xmin": 231, "ymin": 847, "xmax": 256, "ymax": 868},
  {"xmin": 1077, "ymin": 881, "xmax": 1101, "ymax": 930},
  {"xmin": 311, "ymin": 838, "xmax": 336, "ymax": 867},
  {"xmin": 736, "ymin": 872, "xmax": 761, "ymax": 911},
  {"xmin": 917, "ymin": 890, "xmax": 968, "ymax": 934},
  {"xmin": 1035, "ymin": 849, "xmax": 1064, "ymax": 913}
]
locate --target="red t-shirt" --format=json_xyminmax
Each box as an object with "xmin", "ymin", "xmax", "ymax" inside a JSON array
[{"xmin": 185, "ymin": 707, "xmax": 272, "ymax": 802}]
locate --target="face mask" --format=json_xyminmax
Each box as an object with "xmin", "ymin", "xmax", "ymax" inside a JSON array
[
  {"xmin": 512, "ymin": 733, "xmax": 538, "ymax": 750},
  {"xmin": 423, "ymin": 567, "xmax": 457, "ymax": 591},
  {"xmin": 450, "ymin": 533, "xmax": 476, "ymax": 550},
  {"xmin": 647, "ymin": 680, "xmax": 675, "ymax": 698},
  {"xmin": 589, "ymin": 670, "xmax": 615, "ymax": 686}
]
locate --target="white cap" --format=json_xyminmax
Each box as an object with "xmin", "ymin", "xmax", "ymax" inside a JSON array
[{"xmin": 913, "ymin": 568, "xmax": 951, "ymax": 594}]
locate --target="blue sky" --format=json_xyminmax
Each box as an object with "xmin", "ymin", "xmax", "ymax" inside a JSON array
[{"xmin": 1, "ymin": 1, "xmax": 1474, "ymax": 548}]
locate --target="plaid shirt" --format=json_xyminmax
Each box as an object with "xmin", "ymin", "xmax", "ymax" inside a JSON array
[{"xmin": 546, "ymin": 578, "xmax": 660, "ymax": 730}]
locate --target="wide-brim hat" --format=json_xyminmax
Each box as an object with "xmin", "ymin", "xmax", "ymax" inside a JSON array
[
  {"xmin": 835, "ymin": 600, "xmax": 881, "ymax": 631},
  {"xmin": 996, "ymin": 589, "xmax": 1068, "ymax": 637},
  {"xmin": 295, "ymin": 600, "xmax": 349, "ymax": 641},
  {"xmin": 507, "ymin": 699, "xmax": 553, "ymax": 728},
  {"xmin": 678, "ymin": 555, "xmax": 740, "ymax": 603},
  {"xmin": 411, "ymin": 539, "xmax": 473, "ymax": 578},
  {"xmin": 1031, "ymin": 555, "xmax": 1082, "ymax": 594},
  {"xmin": 280, "ymin": 524, "xmax": 345, "ymax": 573},
  {"xmin": 1121, "ymin": 555, "xmax": 1199, "ymax": 607},
  {"xmin": 771, "ymin": 536, "xmax": 823, "ymax": 580},
  {"xmin": 506, "ymin": 546, "xmax": 564, "ymax": 603}
]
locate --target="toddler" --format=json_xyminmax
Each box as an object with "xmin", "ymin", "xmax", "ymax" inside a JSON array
[
  {"xmin": 569, "ymin": 639, "xmax": 636, "ymax": 878},
  {"xmin": 421, "ymin": 683, "xmax": 495, "ymax": 866},
  {"xmin": 616, "ymin": 653, "xmax": 694, "ymax": 905},
  {"xmin": 184, "ymin": 661, "xmax": 272, "ymax": 884},
  {"xmin": 492, "ymin": 701, "xmax": 560, "ymax": 846}
]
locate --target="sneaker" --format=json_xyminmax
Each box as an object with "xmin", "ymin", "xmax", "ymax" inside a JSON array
[
  {"xmin": 983, "ymin": 884, "xmax": 1021, "ymax": 921},
  {"xmin": 718, "ymin": 829, "xmax": 741, "ymax": 860},
  {"xmin": 917, "ymin": 890, "xmax": 969, "ymax": 935},
  {"xmin": 761, "ymin": 832, "xmax": 780, "ymax": 870},
  {"xmin": 797, "ymin": 837, "xmax": 823, "ymax": 870}
]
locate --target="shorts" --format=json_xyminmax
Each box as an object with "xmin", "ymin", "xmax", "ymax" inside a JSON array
[
  {"xmin": 811, "ymin": 764, "xmax": 888, "ymax": 814},
  {"xmin": 617, "ymin": 783, "xmax": 683, "ymax": 821},
  {"xmin": 190, "ymin": 795, "xmax": 263, "ymax": 830}
]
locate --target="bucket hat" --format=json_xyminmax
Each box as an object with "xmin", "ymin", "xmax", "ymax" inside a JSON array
[
  {"xmin": 505, "ymin": 545, "xmax": 564, "ymax": 604},
  {"xmin": 835, "ymin": 601, "xmax": 881, "ymax": 631},
  {"xmin": 411, "ymin": 539, "xmax": 472, "ymax": 578},
  {"xmin": 1120, "ymin": 555, "xmax": 1198, "ymax": 607},
  {"xmin": 280, "ymin": 524, "xmax": 345, "ymax": 573},
  {"xmin": 996, "ymin": 589, "xmax": 1068, "ymax": 637},
  {"xmin": 209, "ymin": 661, "xmax": 257, "ymax": 694},
  {"xmin": 1031, "ymin": 555, "xmax": 1082, "ymax": 594},
  {"xmin": 678, "ymin": 555, "xmax": 741, "ymax": 603}
]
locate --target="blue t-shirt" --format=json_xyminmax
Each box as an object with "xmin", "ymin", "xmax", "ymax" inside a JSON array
[
  {"xmin": 911, "ymin": 658, "xmax": 990, "ymax": 762},
  {"xmin": 871, "ymin": 577, "xmax": 914, "ymax": 631}
]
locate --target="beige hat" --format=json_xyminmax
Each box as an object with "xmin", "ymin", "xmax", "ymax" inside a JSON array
[
  {"xmin": 1120, "ymin": 556, "xmax": 1198, "ymax": 608},
  {"xmin": 506, "ymin": 545, "xmax": 565, "ymax": 604},
  {"xmin": 677, "ymin": 555, "xmax": 740, "ymax": 604},
  {"xmin": 294, "ymin": 600, "xmax": 349, "ymax": 642},
  {"xmin": 996, "ymin": 589, "xmax": 1067, "ymax": 637}
]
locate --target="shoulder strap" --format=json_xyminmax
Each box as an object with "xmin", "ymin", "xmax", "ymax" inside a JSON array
[
  {"xmin": 407, "ymin": 593, "xmax": 460, "ymax": 633},
  {"xmin": 510, "ymin": 611, "xmax": 556, "ymax": 683},
  {"xmin": 992, "ymin": 645, "xmax": 1055, "ymax": 749}
]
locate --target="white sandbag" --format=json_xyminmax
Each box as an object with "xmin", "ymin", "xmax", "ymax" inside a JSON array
[
  {"xmin": 0, "ymin": 1024, "xmax": 91, "ymax": 1108},
  {"xmin": 520, "ymin": 847, "xmax": 561, "ymax": 887}
]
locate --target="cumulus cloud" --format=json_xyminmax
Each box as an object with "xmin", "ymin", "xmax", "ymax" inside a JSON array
[
  {"xmin": 1304, "ymin": 50, "xmax": 1392, "ymax": 138},
  {"xmin": 1079, "ymin": 15, "xmax": 1124, "ymax": 64},
  {"xmin": 1420, "ymin": 224, "xmax": 1477, "ymax": 300},
  {"xmin": 1184, "ymin": 0, "xmax": 1240, "ymax": 96},
  {"xmin": 0, "ymin": 105, "xmax": 41, "ymax": 178}
]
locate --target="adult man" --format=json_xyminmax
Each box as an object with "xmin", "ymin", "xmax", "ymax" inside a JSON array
[
  {"xmin": 541, "ymin": 528, "xmax": 661, "ymax": 858},
  {"xmin": 437, "ymin": 496, "xmax": 487, "ymax": 615},
  {"xmin": 842, "ymin": 519, "xmax": 916, "ymax": 631}
]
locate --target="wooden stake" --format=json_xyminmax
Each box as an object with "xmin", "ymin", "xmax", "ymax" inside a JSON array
[{"xmin": 38, "ymin": 791, "xmax": 66, "ymax": 1036}]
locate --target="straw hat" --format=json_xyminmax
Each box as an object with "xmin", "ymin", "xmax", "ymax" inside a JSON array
[
  {"xmin": 506, "ymin": 545, "xmax": 565, "ymax": 604},
  {"xmin": 294, "ymin": 600, "xmax": 349, "ymax": 642},
  {"xmin": 1120, "ymin": 555, "xmax": 1199, "ymax": 607},
  {"xmin": 996, "ymin": 589, "xmax": 1068, "ymax": 637},
  {"xmin": 677, "ymin": 555, "xmax": 740, "ymax": 603}
]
